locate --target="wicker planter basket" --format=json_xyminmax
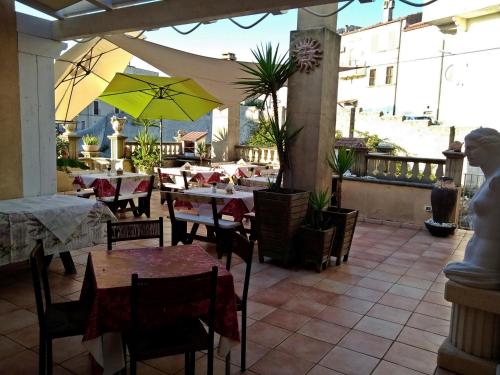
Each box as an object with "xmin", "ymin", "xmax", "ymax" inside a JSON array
[
  {"xmin": 326, "ymin": 207, "xmax": 358, "ymax": 265},
  {"xmin": 253, "ymin": 189, "xmax": 309, "ymax": 266}
]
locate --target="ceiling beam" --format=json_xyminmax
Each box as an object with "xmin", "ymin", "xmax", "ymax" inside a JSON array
[
  {"xmin": 86, "ymin": 0, "xmax": 113, "ymax": 11},
  {"xmin": 52, "ymin": 0, "xmax": 339, "ymax": 40},
  {"xmin": 17, "ymin": 0, "xmax": 63, "ymax": 19}
]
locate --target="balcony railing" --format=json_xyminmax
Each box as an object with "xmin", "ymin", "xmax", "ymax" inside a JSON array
[
  {"xmin": 235, "ymin": 145, "xmax": 279, "ymax": 165},
  {"xmin": 365, "ymin": 154, "xmax": 445, "ymax": 184},
  {"xmin": 126, "ymin": 141, "xmax": 183, "ymax": 157}
]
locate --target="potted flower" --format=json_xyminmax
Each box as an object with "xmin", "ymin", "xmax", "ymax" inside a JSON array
[
  {"xmin": 327, "ymin": 146, "xmax": 359, "ymax": 266},
  {"xmin": 299, "ymin": 190, "xmax": 337, "ymax": 272},
  {"xmin": 236, "ymin": 43, "xmax": 309, "ymax": 266},
  {"xmin": 131, "ymin": 130, "xmax": 160, "ymax": 174},
  {"xmin": 82, "ymin": 134, "xmax": 100, "ymax": 152}
]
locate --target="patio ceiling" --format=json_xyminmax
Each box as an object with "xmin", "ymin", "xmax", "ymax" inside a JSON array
[{"xmin": 18, "ymin": 0, "xmax": 345, "ymax": 41}]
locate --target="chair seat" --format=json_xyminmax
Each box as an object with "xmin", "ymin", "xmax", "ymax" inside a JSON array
[
  {"xmin": 46, "ymin": 300, "xmax": 89, "ymax": 338},
  {"xmin": 127, "ymin": 319, "xmax": 209, "ymax": 361},
  {"xmin": 99, "ymin": 192, "xmax": 148, "ymax": 202},
  {"xmin": 174, "ymin": 212, "xmax": 241, "ymax": 229}
]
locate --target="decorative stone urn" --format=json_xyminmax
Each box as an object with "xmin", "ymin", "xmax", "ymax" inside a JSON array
[
  {"xmin": 111, "ymin": 116, "xmax": 126, "ymax": 135},
  {"xmin": 63, "ymin": 121, "xmax": 77, "ymax": 135},
  {"xmin": 82, "ymin": 144, "xmax": 100, "ymax": 152}
]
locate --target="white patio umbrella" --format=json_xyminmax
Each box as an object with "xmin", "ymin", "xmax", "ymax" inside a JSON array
[{"xmin": 54, "ymin": 37, "xmax": 133, "ymax": 123}]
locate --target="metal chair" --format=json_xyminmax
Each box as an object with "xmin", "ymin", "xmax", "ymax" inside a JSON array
[
  {"xmin": 127, "ymin": 267, "xmax": 218, "ymax": 375},
  {"xmin": 224, "ymin": 232, "xmax": 254, "ymax": 374},
  {"xmin": 106, "ymin": 217, "xmax": 164, "ymax": 250},
  {"xmin": 29, "ymin": 241, "xmax": 90, "ymax": 375}
]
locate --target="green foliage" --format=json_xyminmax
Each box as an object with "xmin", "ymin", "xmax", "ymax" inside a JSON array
[
  {"xmin": 335, "ymin": 130, "xmax": 343, "ymax": 141},
  {"xmin": 245, "ymin": 121, "xmax": 274, "ymax": 147},
  {"xmin": 308, "ymin": 190, "xmax": 332, "ymax": 230},
  {"xmin": 57, "ymin": 158, "xmax": 89, "ymax": 171},
  {"xmin": 56, "ymin": 136, "xmax": 69, "ymax": 158},
  {"xmin": 212, "ymin": 128, "xmax": 228, "ymax": 143},
  {"xmin": 327, "ymin": 147, "xmax": 355, "ymax": 177},
  {"xmin": 243, "ymin": 98, "xmax": 265, "ymax": 110},
  {"xmin": 195, "ymin": 142, "xmax": 207, "ymax": 157},
  {"xmin": 355, "ymin": 130, "xmax": 407, "ymax": 155},
  {"xmin": 132, "ymin": 129, "xmax": 160, "ymax": 172},
  {"xmin": 132, "ymin": 118, "xmax": 160, "ymax": 129},
  {"xmin": 82, "ymin": 134, "xmax": 99, "ymax": 145}
]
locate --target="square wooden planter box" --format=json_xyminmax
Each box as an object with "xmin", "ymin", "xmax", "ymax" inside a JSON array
[
  {"xmin": 253, "ymin": 189, "xmax": 309, "ymax": 266},
  {"xmin": 326, "ymin": 207, "xmax": 358, "ymax": 265},
  {"xmin": 299, "ymin": 225, "xmax": 336, "ymax": 272}
]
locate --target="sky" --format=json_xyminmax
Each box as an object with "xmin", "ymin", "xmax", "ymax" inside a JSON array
[{"xmin": 16, "ymin": 0, "xmax": 424, "ymax": 70}]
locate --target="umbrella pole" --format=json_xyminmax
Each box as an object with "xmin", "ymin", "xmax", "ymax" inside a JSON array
[{"xmin": 160, "ymin": 118, "xmax": 163, "ymax": 166}]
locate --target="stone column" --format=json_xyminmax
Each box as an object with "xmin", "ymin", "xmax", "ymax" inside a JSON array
[
  {"xmin": 0, "ymin": 2, "xmax": 23, "ymax": 199},
  {"xmin": 64, "ymin": 134, "xmax": 81, "ymax": 160},
  {"xmin": 108, "ymin": 134, "xmax": 127, "ymax": 160},
  {"xmin": 227, "ymin": 104, "xmax": 241, "ymax": 161},
  {"xmin": 438, "ymin": 281, "xmax": 500, "ymax": 375},
  {"xmin": 285, "ymin": 26, "xmax": 341, "ymax": 192},
  {"xmin": 443, "ymin": 150, "xmax": 465, "ymax": 187},
  {"xmin": 351, "ymin": 146, "xmax": 369, "ymax": 177}
]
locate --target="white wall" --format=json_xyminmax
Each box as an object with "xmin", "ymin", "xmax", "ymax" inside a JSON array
[{"xmin": 18, "ymin": 33, "xmax": 65, "ymax": 197}]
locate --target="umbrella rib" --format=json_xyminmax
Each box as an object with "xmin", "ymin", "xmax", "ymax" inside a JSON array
[
  {"xmin": 100, "ymin": 88, "xmax": 156, "ymax": 97},
  {"xmin": 166, "ymin": 88, "xmax": 223, "ymax": 105}
]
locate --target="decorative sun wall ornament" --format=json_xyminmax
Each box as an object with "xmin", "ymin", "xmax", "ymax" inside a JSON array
[{"xmin": 292, "ymin": 38, "xmax": 323, "ymax": 74}]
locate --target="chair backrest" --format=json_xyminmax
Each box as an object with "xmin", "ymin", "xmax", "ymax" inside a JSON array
[
  {"xmin": 181, "ymin": 171, "xmax": 190, "ymax": 190},
  {"xmin": 29, "ymin": 241, "xmax": 51, "ymax": 329},
  {"xmin": 130, "ymin": 266, "xmax": 218, "ymax": 350},
  {"xmin": 165, "ymin": 192, "xmax": 225, "ymax": 228},
  {"xmin": 107, "ymin": 218, "xmax": 164, "ymax": 250},
  {"xmin": 144, "ymin": 175, "xmax": 155, "ymax": 198},
  {"xmin": 226, "ymin": 232, "xmax": 254, "ymax": 305}
]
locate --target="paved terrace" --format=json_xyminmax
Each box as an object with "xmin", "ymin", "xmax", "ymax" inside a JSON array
[{"xmin": 0, "ymin": 191, "xmax": 466, "ymax": 375}]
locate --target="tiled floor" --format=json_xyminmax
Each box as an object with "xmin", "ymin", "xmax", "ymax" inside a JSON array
[{"xmin": 0, "ymin": 191, "xmax": 467, "ymax": 374}]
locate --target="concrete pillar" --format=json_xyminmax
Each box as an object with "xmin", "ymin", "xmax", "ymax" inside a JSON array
[
  {"xmin": 285, "ymin": 27, "xmax": 341, "ymax": 192},
  {"xmin": 0, "ymin": 1, "xmax": 23, "ymax": 199},
  {"xmin": 210, "ymin": 103, "xmax": 241, "ymax": 162},
  {"xmin": 227, "ymin": 104, "xmax": 241, "ymax": 161},
  {"xmin": 108, "ymin": 134, "xmax": 127, "ymax": 160},
  {"xmin": 438, "ymin": 281, "xmax": 500, "ymax": 375},
  {"xmin": 351, "ymin": 146, "xmax": 369, "ymax": 177},
  {"xmin": 64, "ymin": 134, "xmax": 81, "ymax": 160}
]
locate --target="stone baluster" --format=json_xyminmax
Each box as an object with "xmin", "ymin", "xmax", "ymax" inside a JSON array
[
  {"xmin": 388, "ymin": 160, "xmax": 396, "ymax": 179},
  {"xmin": 436, "ymin": 163, "xmax": 444, "ymax": 179},
  {"xmin": 410, "ymin": 161, "xmax": 420, "ymax": 181},
  {"xmin": 399, "ymin": 161, "xmax": 408, "ymax": 180},
  {"xmin": 422, "ymin": 162, "xmax": 432, "ymax": 183},
  {"xmin": 351, "ymin": 146, "xmax": 369, "ymax": 177}
]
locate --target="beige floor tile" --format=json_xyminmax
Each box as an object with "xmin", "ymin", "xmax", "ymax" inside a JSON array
[
  {"xmin": 372, "ymin": 360, "xmax": 423, "ymax": 375},
  {"xmin": 354, "ymin": 316, "xmax": 403, "ymax": 340},
  {"xmin": 298, "ymin": 319, "xmax": 349, "ymax": 344},
  {"xmin": 423, "ymin": 291, "xmax": 451, "ymax": 307},
  {"xmin": 281, "ymin": 297, "xmax": 327, "ymax": 317},
  {"xmin": 228, "ymin": 340, "xmax": 271, "ymax": 369},
  {"xmin": 0, "ymin": 349, "xmax": 39, "ymax": 375},
  {"xmin": 315, "ymin": 306, "xmax": 363, "ymax": 328},
  {"xmin": 320, "ymin": 346, "xmax": 379, "ymax": 375},
  {"xmin": 345, "ymin": 286, "xmax": 384, "ymax": 303},
  {"xmin": 415, "ymin": 301, "xmax": 452, "ymax": 321},
  {"xmin": 262, "ymin": 309, "xmax": 311, "ymax": 331},
  {"xmin": 251, "ymin": 349, "xmax": 314, "ymax": 375},
  {"xmin": 366, "ymin": 270, "xmax": 401, "ymax": 283},
  {"xmin": 388, "ymin": 284, "xmax": 426, "ymax": 300},
  {"xmin": 0, "ymin": 309, "xmax": 38, "ymax": 334},
  {"xmin": 397, "ymin": 275, "xmax": 433, "ymax": 290},
  {"xmin": 384, "ymin": 342, "xmax": 437, "ymax": 374},
  {"xmin": 356, "ymin": 277, "xmax": 394, "ymax": 292},
  {"xmin": 378, "ymin": 293, "xmax": 420, "ymax": 311},
  {"xmin": 246, "ymin": 321, "xmax": 292, "ymax": 348},
  {"xmin": 307, "ymin": 365, "xmax": 344, "ymax": 375},
  {"xmin": 338, "ymin": 329, "xmax": 392, "ymax": 358},
  {"xmin": 407, "ymin": 313, "xmax": 450, "ymax": 336},
  {"xmin": 276, "ymin": 333, "xmax": 333, "ymax": 362},
  {"xmin": 246, "ymin": 300, "xmax": 276, "ymax": 320},
  {"xmin": 6, "ymin": 323, "xmax": 39, "ymax": 348},
  {"xmin": 367, "ymin": 304, "xmax": 412, "ymax": 325},
  {"xmin": 314, "ymin": 279, "xmax": 352, "ymax": 294},
  {"xmin": 328, "ymin": 294, "xmax": 374, "ymax": 314},
  {"xmin": 397, "ymin": 326, "xmax": 446, "ymax": 353},
  {"xmin": 0, "ymin": 336, "xmax": 26, "ymax": 361}
]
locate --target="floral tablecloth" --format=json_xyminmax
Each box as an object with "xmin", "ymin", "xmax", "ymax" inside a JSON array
[
  {"xmin": 0, "ymin": 195, "xmax": 115, "ymax": 266},
  {"xmin": 81, "ymin": 245, "xmax": 239, "ymax": 374},
  {"xmin": 73, "ymin": 172, "xmax": 150, "ymax": 198}
]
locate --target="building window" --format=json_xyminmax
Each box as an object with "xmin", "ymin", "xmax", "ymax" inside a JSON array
[
  {"xmin": 385, "ymin": 66, "xmax": 394, "ymax": 84},
  {"xmin": 114, "ymin": 107, "xmax": 120, "ymax": 114},
  {"xmin": 93, "ymin": 101, "xmax": 99, "ymax": 115},
  {"xmin": 369, "ymin": 69, "xmax": 376, "ymax": 86}
]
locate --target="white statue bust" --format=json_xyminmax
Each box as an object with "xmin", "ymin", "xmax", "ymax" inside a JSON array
[{"xmin": 444, "ymin": 128, "xmax": 500, "ymax": 289}]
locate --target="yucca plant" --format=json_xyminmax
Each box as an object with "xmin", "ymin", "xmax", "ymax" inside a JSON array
[
  {"xmin": 236, "ymin": 43, "xmax": 299, "ymax": 190},
  {"xmin": 309, "ymin": 190, "xmax": 331, "ymax": 229},
  {"xmin": 327, "ymin": 147, "xmax": 355, "ymax": 209}
]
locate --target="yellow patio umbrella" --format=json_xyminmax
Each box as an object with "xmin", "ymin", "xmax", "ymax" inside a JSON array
[
  {"xmin": 54, "ymin": 37, "xmax": 133, "ymax": 124},
  {"xmin": 98, "ymin": 73, "xmax": 223, "ymax": 160}
]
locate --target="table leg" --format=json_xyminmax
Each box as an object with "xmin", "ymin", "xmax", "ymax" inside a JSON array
[{"xmin": 60, "ymin": 251, "xmax": 77, "ymax": 274}]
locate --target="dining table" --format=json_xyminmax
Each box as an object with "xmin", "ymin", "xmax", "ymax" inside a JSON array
[
  {"xmin": 181, "ymin": 187, "xmax": 254, "ymax": 222},
  {"xmin": 72, "ymin": 172, "xmax": 150, "ymax": 198},
  {"xmin": 0, "ymin": 195, "xmax": 115, "ymax": 273},
  {"xmin": 80, "ymin": 245, "xmax": 239, "ymax": 375}
]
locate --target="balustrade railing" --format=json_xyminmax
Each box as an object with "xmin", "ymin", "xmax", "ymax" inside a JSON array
[
  {"xmin": 235, "ymin": 145, "xmax": 279, "ymax": 165},
  {"xmin": 126, "ymin": 142, "xmax": 183, "ymax": 157},
  {"xmin": 365, "ymin": 154, "xmax": 445, "ymax": 184}
]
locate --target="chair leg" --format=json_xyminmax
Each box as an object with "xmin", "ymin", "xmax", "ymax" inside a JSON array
[
  {"xmin": 38, "ymin": 333, "xmax": 46, "ymax": 375},
  {"xmin": 130, "ymin": 355, "xmax": 137, "ymax": 375},
  {"xmin": 189, "ymin": 351, "xmax": 195, "ymax": 375},
  {"xmin": 225, "ymin": 351, "xmax": 231, "ymax": 375},
  {"xmin": 184, "ymin": 352, "xmax": 191, "ymax": 375},
  {"xmin": 47, "ymin": 339, "xmax": 53, "ymax": 375},
  {"xmin": 241, "ymin": 309, "xmax": 247, "ymax": 373}
]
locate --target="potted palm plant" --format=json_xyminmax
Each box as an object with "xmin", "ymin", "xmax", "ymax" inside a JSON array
[
  {"xmin": 299, "ymin": 190, "xmax": 337, "ymax": 272},
  {"xmin": 236, "ymin": 43, "xmax": 309, "ymax": 266},
  {"xmin": 327, "ymin": 146, "xmax": 359, "ymax": 266},
  {"xmin": 132, "ymin": 130, "xmax": 160, "ymax": 175}
]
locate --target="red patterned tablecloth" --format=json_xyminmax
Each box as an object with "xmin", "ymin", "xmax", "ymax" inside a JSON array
[
  {"xmin": 81, "ymin": 246, "xmax": 239, "ymax": 343},
  {"xmin": 73, "ymin": 173, "xmax": 150, "ymax": 198},
  {"xmin": 190, "ymin": 171, "xmax": 222, "ymax": 184}
]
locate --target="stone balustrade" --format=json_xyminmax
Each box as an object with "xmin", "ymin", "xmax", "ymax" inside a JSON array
[
  {"xmin": 235, "ymin": 145, "xmax": 279, "ymax": 165},
  {"xmin": 365, "ymin": 154, "xmax": 446, "ymax": 184},
  {"xmin": 126, "ymin": 141, "xmax": 183, "ymax": 157}
]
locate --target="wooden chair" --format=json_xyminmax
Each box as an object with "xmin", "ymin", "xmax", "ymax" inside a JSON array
[
  {"xmin": 29, "ymin": 241, "xmax": 90, "ymax": 375},
  {"xmin": 96, "ymin": 175, "xmax": 155, "ymax": 218},
  {"xmin": 224, "ymin": 232, "xmax": 254, "ymax": 375},
  {"xmin": 106, "ymin": 218, "xmax": 164, "ymax": 250},
  {"xmin": 165, "ymin": 192, "xmax": 244, "ymax": 257},
  {"xmin": 127, "ymin": 267, "xmax": 218, "ymax": 375},
  {"xmin": 157, "ymin": 168, "xmax": 188, "ymax": 204}
]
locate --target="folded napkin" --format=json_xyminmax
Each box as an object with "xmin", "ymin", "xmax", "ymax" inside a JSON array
[
  {"xmin": 236, "ymin": 159, "xmax": 247, "ymax": 166},
  {"xmin": 182, "ymin": 162, "xmax": 192, "ymax": 170}
]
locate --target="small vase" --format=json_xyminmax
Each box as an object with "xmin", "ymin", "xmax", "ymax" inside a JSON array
[{"xmin": 111, "ymin": 117, "xmax": 126, "ymax": 135}]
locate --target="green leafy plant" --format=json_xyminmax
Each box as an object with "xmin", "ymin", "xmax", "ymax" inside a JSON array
[
  {"xmin": 245, "ymin": 120, "xmax": 275, "ymax": 147},
  {"xmin": 131, "ymin": 129, "xmax": 160, "ymax": 173},
  {"xmin": 57, "ymin": 158, "xmax": 89, "ymax": 171},
  {"xmin": 131, "ymin": 118, "xmax": 160, "ymax": 129},
  {"xmin": 308, "ymin": 190, "xmax": 331, "ymax": 229},
  {"xmin": 82, "ymin": 134, "xmax": 99, "ymax": 145},
  {"xmin": 327, "ymin": 147, "xmax": 355, "ymax": 209},
  {"xmin": 236, "ymin": 43, "xmax": 299, "ymax": 191},
  {"xmin": 56, "ymin": 136, "xmax": 69, "ymax": 158},
  {"xmin": 212, "ymin": 128, "xmax": 227, "ymax": 143},
  {"xmin": 196, "ymin": 142, "xmax": 208, "ymax": 164}
]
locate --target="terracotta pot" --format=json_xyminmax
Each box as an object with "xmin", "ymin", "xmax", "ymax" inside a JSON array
[{"xmin": 82, "ymin": 144, "xmax": 100, "ymax": 152}]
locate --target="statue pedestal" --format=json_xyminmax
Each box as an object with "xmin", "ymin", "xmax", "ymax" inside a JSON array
[
  {"xmin": 437, "ymin": 281, "xmax": 500, "ymax": 374},
  {"xmin": 63, "ymin": 134, "xmax": 81, "ymax": 160},
  {"xmin": 108, "ymin": 134, "xmax": 127, "ymax": 160},
  {"xmin": 81, "ymin": 151, "xmax": 101, "ymax": 158}
]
